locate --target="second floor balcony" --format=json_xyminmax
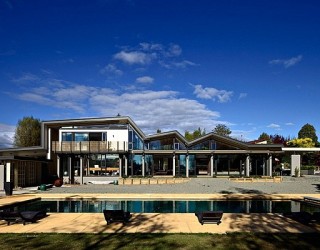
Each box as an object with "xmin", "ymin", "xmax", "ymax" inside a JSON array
[{"xmin": 51, "ymin": 141, "xmax": 128, "ymax": 154}]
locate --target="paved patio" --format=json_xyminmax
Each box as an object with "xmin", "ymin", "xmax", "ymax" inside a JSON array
[{"xmin": 1, "ymin": 193, "xmax": 320, "ymax": 234}]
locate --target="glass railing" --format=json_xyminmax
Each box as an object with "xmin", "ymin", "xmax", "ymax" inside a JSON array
[{"xmin": 52, "ymin": 141, "xmax": 128, "ymax": 153}]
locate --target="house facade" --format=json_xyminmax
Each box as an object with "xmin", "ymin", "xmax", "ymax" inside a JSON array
[{"xmin": 0, "ymin": 116, "xmax": 284, "ymax": 188}]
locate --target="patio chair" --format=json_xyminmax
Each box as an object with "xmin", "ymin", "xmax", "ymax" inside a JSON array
[
  {"xmin": 0, "ymin": 211, "xmax": 22, "ymax": 225},
  {"xmin": 282, "ymin": 211, "xmax": 313, "ymax": 225},
  {"xmin": 103, "ymin": 209, "xmax": 131, "ymax": 225},
  {"xmin": 19, "ymin": 211, "xmax": 47, "ymax": 225},
  {"xmin": 195, "ymin": 211, "xmax": 223, "ymax": 225},
  {"xmin": 0, "ymin": 210, "xmax": 47, "ymax": 225}
]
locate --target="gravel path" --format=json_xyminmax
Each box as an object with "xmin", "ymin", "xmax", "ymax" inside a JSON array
[{"xmin": 9, "ymin": 176, "xmax": 320, "ymax": 195}]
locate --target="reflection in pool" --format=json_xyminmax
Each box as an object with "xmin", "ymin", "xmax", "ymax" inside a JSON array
[{"xmin": 5, "ymin": 199, "xmax": 320, "ymax": 214}]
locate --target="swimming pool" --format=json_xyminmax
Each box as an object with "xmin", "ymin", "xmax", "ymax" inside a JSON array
[{"xmin": 4, "ymin": 199, "xmax": 320, "ymax": 214}]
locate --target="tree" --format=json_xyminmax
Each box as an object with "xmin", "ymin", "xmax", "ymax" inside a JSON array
[
  {"xmin": 14, "ymin": 116, "xmax": 41, "ymax": 147},
  {"xmin": 213, "ymin": 124, "xmax": 231, "ymax": 136},
  {"xmin": 298, "ymin": 123, "xmax": 318, "ymax": 144},
  {"xmin": 270, "ymin": 134, "xmax": 287, "ymax": 145},
  {"xmin": 258, "ymin": 132, "xmax": 271, "ymax": 143},
  {"xmin": 185, "ymin": 127, "xmax": 206, "ymax": 141},
  {"xmin": 287, "ymin": 138, "xmax": 315, "ymax": 148}
]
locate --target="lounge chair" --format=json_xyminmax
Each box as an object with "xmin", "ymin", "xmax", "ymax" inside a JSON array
[
  {"xmin": 0, "ymin": 210, "xmax": 47, "ymax": 225},
  {"xmin": 19, "ymin": 211, "xmax": 47, "ymax": 225},
  {"xmin": 103, "ymin": 209, "xmax": 131, "ymax": 225},
  {"xmin": 0, "ymin": 211, "xmax": 21, "ymax": 225},
  {"xmin": 195, "ymin": 211, "xmax": 223, "ymax": 225},
  {"xmin": 282, "ymin": 211, "xmax": 313, "ymax": 225}
]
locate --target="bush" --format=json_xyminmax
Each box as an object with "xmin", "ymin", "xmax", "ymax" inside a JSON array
[{"xmin": 301, "ymin": 165, "xmax": 316, "ymax": 170}]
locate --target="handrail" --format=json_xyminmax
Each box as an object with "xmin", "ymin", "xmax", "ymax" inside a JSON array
[{"xmin": 51, "ymin": 141, "xmax": 128, "ymax": 153}]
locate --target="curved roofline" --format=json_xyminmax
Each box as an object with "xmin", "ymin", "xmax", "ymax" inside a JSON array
[
  {"xmin": 145, "ymin": 130, "xmax": 187, "ymax": 144},
  {"xmin": 41, "ymin": 116, "xmax": 283, "ymax": 151}
]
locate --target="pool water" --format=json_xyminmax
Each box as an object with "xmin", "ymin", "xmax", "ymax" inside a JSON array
[{"xmin": 4, "ymin": 199, "xmax": 320, "ymax": 214}]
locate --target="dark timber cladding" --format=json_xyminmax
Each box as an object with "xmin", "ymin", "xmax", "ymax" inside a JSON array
[{"xmin": 0, "ymin": 116, "xmax": 284, "ymax": 187}]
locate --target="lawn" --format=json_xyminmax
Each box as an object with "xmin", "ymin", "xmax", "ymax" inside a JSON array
[{"xmin": 0, "ymin": 233, "xmax": 319, "ymax": 250}]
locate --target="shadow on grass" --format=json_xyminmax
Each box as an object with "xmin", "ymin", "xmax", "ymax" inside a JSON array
[
  {"xmin": 82, "ymin": 213, "xmax": 176, "ymax": 249},
  {"xmin": 1, "ymin": 232, "xmax": 320, "ymax": 250}
]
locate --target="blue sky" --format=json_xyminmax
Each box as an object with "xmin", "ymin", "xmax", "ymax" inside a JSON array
[{"xmin": 0, "ymin": 0, "xmax": 319, "ymax": 148}]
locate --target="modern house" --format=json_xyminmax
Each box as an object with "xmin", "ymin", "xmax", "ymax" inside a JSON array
[{"xmin": 0, "ymin": 116, "xmax": 285, "ymax": 188}]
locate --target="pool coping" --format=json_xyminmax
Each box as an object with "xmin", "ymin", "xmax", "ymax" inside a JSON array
[
  {"xmin": 2, "ymin": 193, "xmax": 320, "ymax": 207},
  {"xmin": 1, "ymin": 193, "xmax": 320, "ymax": 234}
]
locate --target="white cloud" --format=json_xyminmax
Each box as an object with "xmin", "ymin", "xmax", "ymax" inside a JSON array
[
  {"xmin": 168, "ymin": 44, "xmax": 182, "ymax": 56},
  {"xmin": 269, "ymin": 55, "xmax": 303, "ymax": 68},
  {"xmin": 193, "ymin": 84, "xmax": 233, "ymax": 103},
  {"xmin": 0, "ymin": 123, "xmax": 16, "ymax": 148},
  {"xmin": 267, "ymin": 123, "xmax": 281, "ymax": 129},
  {"xmin": 135, "ymin": 76, "xmax": 154, "ymax": 84},
  {"xmin": 12, "ymin": 73, "xmax": 41, "ymax": 83},
  {"xmin": 239, "ymin": 93, "xmax": 247, "ymax": 99},
  {"xmin": 285, "ymin": 122, "xmax": 294, "ymax": 126},
  {"xmin": 112, "ymin": 42, "xmax": 196, "ymax": 69},
  {"xmin": 10, "ymin": 75, "xmax": 226, "ymax": 135},
  {"xmin": 92, "ymin": 91, "xmax": 221, "ymax": 134},
  {"xmin": 114, "ymin": 51, "xmax": 152, "ymax": 65},
  {"xmin": 100, "ymin": 64, "xmax": 123, "ymax": 76},
  {"xmin": 139, "ymin": 42, "xmax": 163, "ymax": 51},
  {"xmin": 172, "ymin": 60, "xmax": 197, "ymax": 68}
]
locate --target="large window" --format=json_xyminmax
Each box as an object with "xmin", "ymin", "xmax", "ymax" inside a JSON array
[
  {"xmin": 87, "ymin": 154, "xmax": 119, "ymax": 176},
  {"xmin": 74, "ymin": 133, "xmax": 88, "ymax": 142},
  {"xmin": 62, "ymin": 132, "xmax": 73, "ymax": 141},
  {"xmin": 129, "ymin": 129, "xmax": 144, "ymax": 150},
  {"xmin": 61, "ymin": 132, "xmax": 103, "ymax": 142}
]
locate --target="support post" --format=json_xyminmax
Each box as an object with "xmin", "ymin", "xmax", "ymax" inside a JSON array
[
  {"xmin": 142, "ymin": 154, "xmax": 145, "ymax": 177},
  {"xmin": 267, "ymin": 155, "xmax": 273, "ymax": 176},
  {"xmin": 47, "ymin": 128, "xmax": 51, "ymax": 160},
  {"xmin": 4, "ymin": 163, "xmax": 13, "ymax": 196},
  {"xmin": 119, "ymin": 157, "xmax": 122, "ymax": 178},
  {"xmin": 80, "ymin": 157, "xmax": 83, "ymax": 184},
  {"xmin": 210, "ymin": 155, "xmax": 214, "ymax": 177},
  {"xmin": 291, "ymin": 154, "xmax": 301, "ymax": 177},
  {"xmin": 124, "ymin": 155, "xmax": 128, "ymax": 176},
  {"xmin": 186, "ymin": 155, "xmax": 189, "ymax": 177},
  {"xmin": 245, "ymin": 155, "xmax": 250, "ymax": 177},
  {"xmin": 173, "ymin": 154, "xmax": 176, "ymax": 177}
]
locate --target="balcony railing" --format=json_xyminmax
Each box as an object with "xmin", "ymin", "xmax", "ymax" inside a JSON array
[{"xmin": 52, "ymin": 141, "xmax": 128, "ymax": 153}]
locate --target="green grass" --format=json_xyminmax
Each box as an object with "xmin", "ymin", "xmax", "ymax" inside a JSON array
[{"xmin": 0, "ymin": 233, "xmax": 319, "ymax": 250}]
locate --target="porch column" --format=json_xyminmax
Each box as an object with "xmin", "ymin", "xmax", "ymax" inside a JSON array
[
  {"xmin": 142, "ymin": 155, "xmax": 145, "ymax": 177},
  {"xmin": 124, "ymin": 155, "xmax": 128, "ymax": 176},
  {"xmin": 57, "ymin": 155, "xmax": 60, "ymax": 177},
  {"xmin": 245, "ymin": 155, "xmax": 250, "ymax": 177},
  {"xmin": 47, "ymin": 128, "xmax": 51, "ymax": 160},
  {"xmin": 267, "ymin": 155, "xmax": 272, "ymax": 177},
  {"xmin": 186, "ymin": 155, "xmax": 189, "ymax": 178},
  {"xmin": 80, "ymin": 157, "xmax": 83, "ymax": 184},
  {"xmin": 0, "ymin": 164, "xmax": 4, "ymax": 190},
  {"xmin": 119, "ymin": 157, "xmax": 122, "ymax": 178},
  {"xmin": 68, "ymin": 157, "xmax": 72, "ymax": 184},
  {"xmin": 291, "ymin": 154, "xmax": 301, "ymax": 177},
  {"xmin": 173, "ymin": 154, "xmax": 176, "ymax": 177},
  {"xmin": 210, "ymin": 155, "xmax": 214, "ymax": 177}
]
